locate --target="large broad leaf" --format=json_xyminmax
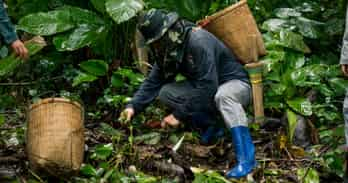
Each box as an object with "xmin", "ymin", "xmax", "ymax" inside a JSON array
[
  {"xmin": 275, "ymin": 8, "xmax": 301, "ymax": 19},
  {"xmin": 106, "ymin": 0, "xmax": 144, "ymax": 24},
  {"xmin": 261, "ymin": 50, "xmax": 286, "ymax": 73},
  {"xmin": 279, "ymin": 30, "xmax": 311, "ymax": 53},
  {"xmin": 111, "ymin": 74, "xmax": 124, "ymax": 88},
  {"xmin": 295, "ymin": 17, "xmax": 324, "ymax": 39},
  {"xmin": 64, "ymin": 6, "xmax": 105, "ymax": 25},
  {"xmin": 80, "ymin": 59, "xmax": 109, "ymax": 76},
  {"xmin": 329, "ymin": 78, "xmax": 348, "ymax": 96},
  {"xmin": 286, "ymin": 98, "xmax": 312, "ymax": 116},
  {"xmin": 134, "ymin": 132, "xmax": 161, "ymax": 145},
  {"xmin": 287, "ymin": 109, "xmax": 298, "ymax": 143},
  {"xmin": 262, "ymin": 18, "xmax": 289, "ymax": 32},
  {"xmin": 290, "ymin": 64, "xmax": 327, "ymax": 87},
  {"xmin": 17, "ymin": 10, "xmax": 74, "ymax": 36},
  {"xmin": 18, "ymin": 6, "xmax": 104, "ymax": 36},
  {"xmin": 72, "ymin": 72, "xmax": 98, "ymax": 87},
  {"xmin": 285, "ymin": 52, "xmax": 305, "ymax": 69},
  {"xmin": 53, "ymin": 24, "xmax": 106, "ymax": 51},
  {"xmin": 0, "ymin": 36, "xmax": 46, "ymax": 77},
  {"xmin": 92, "ymin": 143, "xmax": 114, "ymax": 160},
  {"xmin": 91, "ymin": 0, "xmax": 107, "ymax": 13}
]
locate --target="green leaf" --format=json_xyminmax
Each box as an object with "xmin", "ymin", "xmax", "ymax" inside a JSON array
[
  {"xmin": 0, "ymin": 114, "xmax": 4, "ymax": 127},
  {"xmin": 262, "ymin": 18, "xmax": 288, "ymax": 32},
  {"xmin": 275, "ymin": 8, "xmax": 301, "ymax": 19},
  {"xmin": 261, "ymin": 50, "xmax": 285, "ymax": 73},
  {"xmin": 286, "ymin": 98, "xmax": 312, "ymax": 116},
  {"xmin": 53, "ymin": 24, "xmax": 106, "ymax": 51},
  {"xmin": 105, "ymin": 0, "xmax": 144, "ymax": 24},
  {"xmin": 17, "ymin": 10, "xmax": 75, "ymax": 36},
  {"xmin": 80, "ymin": 59, "xmax": 109, "ymax": 76},
  {"xmin": 329, "ymin": 78, "xmax": 348, "ymax": 96},
  {"xmin": 111, "ymin": 74, "xmax": 124, "ymax": 88},
  {"xmin": 295, "ymin": 17, "xmax": 324, "ymax": 39},
  {"xmin": 134, "ymin": 132, "xmax": 161, "ymax": 145},
  {"xmin": 279, "ymin": 30, "xmax": 311, "ymax": 53},
  {"xmin": 0, "ymin": 36, "xmax": 46, "ymax": 77},
  {"xmin": 285, "ymin": 52, "xmax": 305, "ymax": 69},
  {"xmin": 114, "ymin": 68, "xmax": 145, "ymax": 86},
  {"xmin": 18, "ymin": 6, "xmax": 104, "ymax": 36},
  {"xmin": 192, "ymin": 169, "xmax": 232, "ymax": 183},
  {"xmin": 287, "ymin": 109, "xmax": 298, "ymax": 144},
  {"xmin": 270, "ymin": 83, "xmax": 287, "ymax": 95},
  {"xmin": 92, "ymin": 143, "xmax": 114, "ymax": 160},
  {"xmin": 290, "ymin": 64, "xmax": 327, "ymax": 87},
  {"xmin": 297, "ymin": 168, "xmax": 319, "ymax": 183},
  {"xmin": 72, "ymin": 72, "xmax": 98, "ymax": 87},
  {"xmin": 65, "ymin": 6, "xmax": 104, "ymax": 25},
  {"xmin": 80, "ymin": 164, "xmax": 97, "ymax": 177},
  {"xmin": 91, "ymin": 0, "xmax": 106, "ymax": 13},
  {"xmin": 99, "ymin": 123, "xmax": 123, "ymax": 138}
]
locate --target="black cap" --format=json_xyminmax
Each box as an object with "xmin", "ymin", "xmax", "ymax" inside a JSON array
[{"xmin": 138, "ymin": 9, "xmax": 179, "ymax": 44}]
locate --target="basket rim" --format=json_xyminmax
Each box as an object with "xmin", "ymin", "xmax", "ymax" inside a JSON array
[
  {"xmin": 200, "ymin": 0, "xmax": 248, "ymax": 24},
  {"xmin": 29, "ymin": 97, "xmax": 82, "ymax": 110}
]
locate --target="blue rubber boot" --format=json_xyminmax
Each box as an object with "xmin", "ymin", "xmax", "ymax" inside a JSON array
[
  {"xmin": 200, "ymin": 126, "xmax": 224, "ymax": 145},
  {"xmin": 226, "ymin": 126, "xmax": 256, "ymax": 179}
]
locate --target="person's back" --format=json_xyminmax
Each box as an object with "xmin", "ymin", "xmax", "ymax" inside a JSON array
[{"xmin": 184, "ymin": 28, "xmax": 249, "ymax": 85}]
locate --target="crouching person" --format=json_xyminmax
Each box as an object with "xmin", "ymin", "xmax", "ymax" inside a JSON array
[{"xmin": 120, "ymin": 9, "xmax": 256, "ymax": 178}]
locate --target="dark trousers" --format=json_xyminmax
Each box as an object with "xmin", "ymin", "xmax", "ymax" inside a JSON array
[{"xmin": 158, "ymin": 81, "xmax": 217, "ymax": 129}]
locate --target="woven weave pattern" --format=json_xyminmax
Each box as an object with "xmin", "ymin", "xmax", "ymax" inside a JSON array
[
  {"xmin": 27, "ymin": 98, "xmax": 84, "ymax": 175},
  {"xmin": 201, "ymin": 0, "xmax": 266, "ymax": 64}
]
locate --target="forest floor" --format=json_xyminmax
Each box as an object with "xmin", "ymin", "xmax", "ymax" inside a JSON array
[{"xmin": 0, "ymin": 108, "xmax": 344, "ymax": 183}]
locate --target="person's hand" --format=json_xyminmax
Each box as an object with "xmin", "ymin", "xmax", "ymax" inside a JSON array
[
  {"xmin": 11, "ymin": 39, "xmax": 29, "ymax": 60},
  {"xmin": 119, "ymin": 107, "xmax": 135, "ymax": 124},
  {"xmin": 161, "ymin": 114, "xmax": 181, "ymax": 128},
  {"xmin": 342, "ymin": 64, "xmax": 348, "ymax": 77}
]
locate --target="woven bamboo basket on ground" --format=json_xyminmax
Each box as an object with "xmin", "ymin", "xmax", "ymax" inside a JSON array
[
  {"xmin": 27, "ymin": 98, "xmax": 84, "ymax": 175},
  {"xmin": 199, "ymin": 0, "xmax": 266, "ymax": 64}
]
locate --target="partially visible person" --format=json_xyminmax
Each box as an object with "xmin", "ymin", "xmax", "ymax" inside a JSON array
[
  {"xmin": 340, "ymin": 4, "xmax": 348, "ymax": 182},
  {"xmin": 0, "ymin": 0, "xmax": 28, "ymax": 59}
]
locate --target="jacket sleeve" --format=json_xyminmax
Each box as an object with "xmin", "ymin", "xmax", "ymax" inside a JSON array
[
  {"xmin": 341, "ymin": 5, "xmax": 348, "ymax": 65},
  {"xmin": 173, "ymin": 38, "xmax": 218, "ymax": 120},
  {"xmin": 126, "ymin": 63, "xmax": 166, "ymax": 114},
  {"xmin": 0, "ymin": 1, "xmax": 17, "ymax": 45}
]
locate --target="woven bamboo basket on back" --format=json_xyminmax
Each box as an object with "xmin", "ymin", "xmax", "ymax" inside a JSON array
[
  {"xmin": 27, "ymin": 98, "xmax": 84, "ymax": 175},
  {"xmin": 199, "ymin": 0, "xmax": 266, "ymax": 64}
]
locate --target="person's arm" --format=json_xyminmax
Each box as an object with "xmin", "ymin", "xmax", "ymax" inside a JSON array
[
  {"xmin": 341, "ymin": 5, "xmax": 348, "ymax": 76},
  {"xmin": 126, "ymin": 63, "xmax": 167, "ymax": 114},
  {"xmin": 0, "ymin": 0, "xmax": 17, "ymax": 45},
  {"xmin": 0, "ymin": 1, "xmax": 28, "ymax": 59}
]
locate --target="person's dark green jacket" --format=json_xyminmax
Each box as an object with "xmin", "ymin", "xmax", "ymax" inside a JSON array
[{"xmin": 0, "ymin": 0, "xmax": 17, "ymax": 45}]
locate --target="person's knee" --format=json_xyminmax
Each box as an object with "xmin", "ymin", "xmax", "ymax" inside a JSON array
[{"xmin": 214, "ymin": 90, "xmax": 238, "ymax": 105}]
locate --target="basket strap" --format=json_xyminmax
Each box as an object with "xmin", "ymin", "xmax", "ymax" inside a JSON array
[{"xmin": 197, "ymin": 19, "xmax": 211, "ymax": 28}]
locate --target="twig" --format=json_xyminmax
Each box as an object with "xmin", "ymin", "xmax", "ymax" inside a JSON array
[
  {"xmin": 28, "ymin": 169, "xmax": 44, "ymax": 183},
  {"xmin": 0, "ymin": 76, "xmax": 63, "ymax": 86},
  {"xmin": 0, "ymin": 81, "xmax": 36, "ymax": 86},
  {"xmin": 0, "ymin": 111, "xmax": 17, "ymax": 114},
  {"xmin": 0, "ymin": 156, "xmax": 20, "ymax": 163},
  {"xmin": 258, "ymin": 158, "xmax": 312, "ymax": 163}
]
